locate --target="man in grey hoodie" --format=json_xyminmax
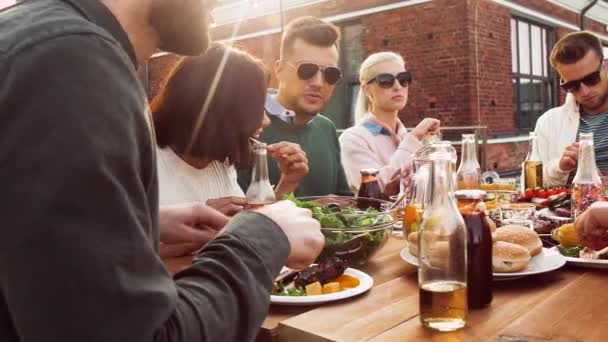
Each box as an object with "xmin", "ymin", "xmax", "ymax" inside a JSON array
[{"xmin": 0, "ymin": 0, "xmax": 324, "ymax": 341}]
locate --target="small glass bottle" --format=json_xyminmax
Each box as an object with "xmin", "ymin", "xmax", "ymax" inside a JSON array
[
  {"xmin": 245, "ymin": 143, "xmax": 276, "ymax": 207},
  {"xmin": 455, "ymin": 190, "xmax": 492, "ymax": 310},
  {"xmin": 572, "ymin": 133, "xmax": 603, "ymax": 219},
  {"xmin": 357, "ymin": 168, "xmax": 383, "ymax": 210},
  {"xmin": 419, "ymin": 149, "xmax": 467, "ymax": 332},
  {"xmin": 456, "ymin": 134, "xmax": 481, "ymax": 190},
  {"xmin": 523, "ymin": 132, "xmax": 543, "ymax": 189}
]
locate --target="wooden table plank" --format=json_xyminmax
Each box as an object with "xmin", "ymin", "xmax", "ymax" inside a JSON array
[
  {"xmin": 492, "ymin": 269, "xmax": 608, "ymax": 342},
  {"xmin": 368, "ymin": 269, "xmax": 584, "ymax": 341},
  {"xmin": 278, "ymin": 276, "xmax": 420, "ymax": 342}
]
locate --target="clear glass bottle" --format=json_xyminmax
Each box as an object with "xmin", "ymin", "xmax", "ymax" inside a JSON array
[
  {"xmin": 419, "ymin": 149, "xmax": 468, "ymax": 332},
  {"xmin": 245, "ymin": 143, "xmax": 276, "ymax": 207},
  {"xmin": 522, "ymin": 132, "xmax": 543, "ymax": 190},
  {"xmin": 435, "ymin": 141, "xmax": 458, "ymax": 191},
  {"xmin": 455, "ymin": 190, "xmax": 492, "ymax": 310},
  {"xmin": 456, "ymin": 134, "xmax": 481, "ymax": 190},
  {"xmin": 572, "ymin": 133, "xmax": 603, "ymax": 219},
  {"xmin": 357, "ymin": 168, "xmax": 383, "ymax": 210}
]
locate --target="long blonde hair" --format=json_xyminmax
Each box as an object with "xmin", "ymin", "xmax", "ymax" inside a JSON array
[{"xmin": 354, "ymin": 52, "xmax": 405, "ymax": 125}]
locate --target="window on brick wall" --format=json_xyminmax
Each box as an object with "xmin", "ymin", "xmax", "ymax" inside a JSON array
[
  {"xmin": 322, "ymin": 22, "xmax": 363, "ymax": 130},
  {"xmin": 511, "ymin": 17, "xmax": 555, "ymax": 133}
]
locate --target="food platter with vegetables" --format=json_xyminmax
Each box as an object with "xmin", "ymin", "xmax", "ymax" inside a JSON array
[
  {"xmin": 551, "ymin": 223, "xmax": 608, "ymax": 269},
  {"xmin": 271, "ymin": 257, "xmax": 374, "ymax": 305}
]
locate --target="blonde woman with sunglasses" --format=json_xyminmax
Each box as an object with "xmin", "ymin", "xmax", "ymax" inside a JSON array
[{"xmin": 339, "ymin": 52, "xmax": 440, "ymax": 195}]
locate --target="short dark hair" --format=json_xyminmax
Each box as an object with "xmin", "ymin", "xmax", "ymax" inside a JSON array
[
  {"xmin": 550, "ymin": 31, "xmax": 604, "ymax": 67},
  {"xmin": 151, "ymin": 43, "xmax": 267, "ymax": 165},
  {"xmin": 280, "ymin": 16, "xmax": 341, "ymax": 59}
]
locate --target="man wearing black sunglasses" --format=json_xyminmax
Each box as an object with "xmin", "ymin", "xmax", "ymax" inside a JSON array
[
  {"xmin": 534, "ymin": 31, "xmax": 608, "ymax": 186},
  {"xmin": 239, "ymin": 16, "xmax": 352, "ymax": 197}
]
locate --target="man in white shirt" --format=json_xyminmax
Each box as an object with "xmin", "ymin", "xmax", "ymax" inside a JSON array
[{"xmin": 535, "ymin": 31, "xmax": 608, "ymax": 186}]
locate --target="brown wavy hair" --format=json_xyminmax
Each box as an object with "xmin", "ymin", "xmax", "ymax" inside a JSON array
[
  {"xmin": 280, "ymin": 16, "xmax": 341, "ymax": 59},
  {"xmin": 550, "ymin": 31, "xmax": 604, "ymax": 67},
  {"xmin": 151, "ymin": 43, "xmax": 267, "ymax": 165}
]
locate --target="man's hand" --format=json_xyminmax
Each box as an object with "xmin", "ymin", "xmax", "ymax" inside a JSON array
[
  {"xmin": 574, "ymin": 202, "xmax": 608, "ymax": 250},
  {"xmin": 269, "ymin": 142, "xmax": 309, "ymax": 184},
  {"xmin": 411, "ymin": 118, "xmax": 440, "ymax": 141},
  {"xmin": 255, "ymin": 200, "xmax": 324, "ymax": 270},
  {"xmin": 559, "ymin": 142, "xmax": 579, "ymax": 172},
  {"xmin": 206, "ymin": 197, "xmax": 247, "ymax": 216},
  {"xmin": 159, "ymin": 203, "xmax": 229, "ymax": 245}
]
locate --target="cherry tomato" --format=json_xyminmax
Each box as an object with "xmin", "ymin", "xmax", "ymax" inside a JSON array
[
  {"xmin": 546, "ymin": 189, "xmax": 556, "ymax": 197},
  {"xmin": 537, "ymin": 189, "xmax": 547, "ymax": 198},
  {"xmin": 525, "ymin": 188, "xmax": 533, "ymax": 198}
]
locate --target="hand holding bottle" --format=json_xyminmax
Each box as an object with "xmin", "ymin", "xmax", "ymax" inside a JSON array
[
  {"xmin": 411, "ymin": 118, "xmax": 440, "ymax": 142},
  {"xmin": 559, "ymin": 142, "xmax": 579, "ymax": 172}
]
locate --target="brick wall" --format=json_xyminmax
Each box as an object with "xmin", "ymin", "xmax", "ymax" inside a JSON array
[{"xmin": 144, "ymin": 0, "xmax": 608, "ymax": 173}]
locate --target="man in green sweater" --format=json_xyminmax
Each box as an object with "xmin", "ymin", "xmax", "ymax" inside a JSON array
[{"xmin": 239, "ymin": 17, "xmax": 352, "ymax": 197}]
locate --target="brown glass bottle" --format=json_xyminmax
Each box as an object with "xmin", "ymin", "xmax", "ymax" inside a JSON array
[
  {"xmin": 455, "ymin": 190, "xmax": 493, "ymax": 309},
  {"xmin": 357, "ymin": 169, "xmax": 383, "ymax": 210}
]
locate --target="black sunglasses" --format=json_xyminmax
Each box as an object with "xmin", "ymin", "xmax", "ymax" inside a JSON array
[
  {"xmin": 366, "ymin": 71, "xmax": 413, "ymax": 89},
  {"xmin": 560, "ymin": 62, "xmax": 604, "ymax": 93},
  {"xmin": 287, "ymin": 62, "xmax": 342, "ymax": 85}
]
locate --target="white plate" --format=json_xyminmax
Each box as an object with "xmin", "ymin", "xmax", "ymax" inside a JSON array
[
  {"xmin": 270, "ymin": 268, "xmax": 373, "ymax": 306},
  {"xmin": 400, "ymin": 246, "xmax": 566, "ymax": 281},
  {"xmin": 537, "ymin": 208, "xmax": 572, "ymax": 222},
  {"xmin": 549, "ymin": 247, "xmax": 608, "ymax": 269}
]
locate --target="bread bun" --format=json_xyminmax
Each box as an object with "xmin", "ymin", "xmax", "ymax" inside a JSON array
[
  {"xmin": 494, "ymin": 225, "xmax": 542, "ymax": 256},
  {"xmin": 492, "ymin": 241, "xmax": 531, "ymax": 273},
  {"xmin": 408, "ymin": 232, "xmax": 418, "ymax": 256}
]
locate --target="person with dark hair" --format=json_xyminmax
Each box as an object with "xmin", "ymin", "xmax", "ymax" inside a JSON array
[
  {"xmin": 238, "ymin": 16, "xmax": 352, "ymax": 197},
  {"xmin": 151, "ymin": 43, "xmax": 308, "ymax": 214},
  {"xmin": 535, "ymin": 31, "xmax": 608, "ymax": 186},
  {"xmin": 0, "ymin": 0, "xmax": 324, "ymax": 341}
]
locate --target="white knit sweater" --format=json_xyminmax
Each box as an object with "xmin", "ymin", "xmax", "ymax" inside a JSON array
[{"xmin": 156, "ymin": 147, "xmax": 245, "ymax": 206}]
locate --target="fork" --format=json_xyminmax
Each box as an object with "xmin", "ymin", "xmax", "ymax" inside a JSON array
[{"xmin": 579, "ymin": 245, "xmax": 608, "ymax": 259}]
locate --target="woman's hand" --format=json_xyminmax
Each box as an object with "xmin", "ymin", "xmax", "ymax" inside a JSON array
[{"xmin": 411, "ymin": 118, "xmax": 440, "ymax": 141}]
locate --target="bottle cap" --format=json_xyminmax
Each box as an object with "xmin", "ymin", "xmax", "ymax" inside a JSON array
[
  {"xmin": 455, "ymin": 189, "xmax": 487, "ymax": 200},
  {"xmin": 360, "ymin": 168, "xmax": 379, "ymax": 176}
]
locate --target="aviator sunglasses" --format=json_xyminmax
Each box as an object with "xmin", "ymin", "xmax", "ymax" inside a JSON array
[
  {"xmin": 286, "ymin": 62, "xmax": 342, "ymax": 85},
  {"xmin": 560, "ymin": 61, "xmax": 605, "ymax": 93},
  {"xmin": 366, "ymin": 71, "xmax": 413, "ymax": 89}
]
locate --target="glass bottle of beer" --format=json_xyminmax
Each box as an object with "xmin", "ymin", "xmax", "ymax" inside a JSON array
[
  {"xmin": 523, "ymin": 132, "xmax": 543, "ymax": 189},
  {"xmin": 456, "ymin": 134, "xmax": 481, "ymax": 190},
  {"xmin": 419, "ymin": 149, "xmax": 467, "ymax": 331},
  {"xmin": 572, "ymin": 133, "xmax": 603, "ymax": 219},
  {"xmin": 245, "ymin": 142, "xmax": 276, "ymax": 207},
  {"xmin": 357, "ymin": 168, "xmax": 383, "ymax": 210},
  {"xmin": 455, "ymin": 189, "xmax": 492, "ymax": 309}
]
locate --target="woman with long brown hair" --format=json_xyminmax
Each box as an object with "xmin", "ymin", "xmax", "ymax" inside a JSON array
[{"xmin": 151, "ymin": 43, "xmax": 308, "ymax": 215}]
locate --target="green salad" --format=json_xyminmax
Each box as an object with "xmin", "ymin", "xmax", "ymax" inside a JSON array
[
  {"xmin": 284, "ymin": 194, "xmax": 393, "ymax": 266},
  {"xmin": 557, "ymin": 245, "xmax": 608, "ymax": 259}
]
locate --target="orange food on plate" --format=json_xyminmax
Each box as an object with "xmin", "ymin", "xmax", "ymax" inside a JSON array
[
  {"xmin": 322, "ymin": 282, "xmax": 341, "ymax": 294},
  {"xmin": 335, "ymin": 274, "xmax": 360, "ymax": 289},
  {"xmin": 305, "ymin": 282, "xmax": 322, "ymax": 296}
]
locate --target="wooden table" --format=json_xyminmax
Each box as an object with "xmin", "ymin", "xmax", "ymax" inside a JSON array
[{"xmin": 164, "ymin": 236, "xmax": 608, "ymax": 342}]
